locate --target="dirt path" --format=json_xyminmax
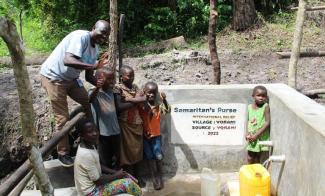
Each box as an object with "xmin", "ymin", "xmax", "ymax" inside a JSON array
[{"xmin": 0, "ymin": 49, "xmax": 324, "ymax": 179}]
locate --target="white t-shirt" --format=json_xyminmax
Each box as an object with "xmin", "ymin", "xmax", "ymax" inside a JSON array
[
  {"xmin": 74, "ymin": 145, "xmax": 101, "ymax": 195},
  {"xmin": 40, "ymin": 30, "xmax": 98, "ymax": 81}
]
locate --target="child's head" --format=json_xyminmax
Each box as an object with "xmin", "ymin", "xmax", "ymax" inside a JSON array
[
  {"xmin": 120, "ymin": 66, "xmax": 134, "ymax": 86},
  {"xmin": 252, "ymin": 85, "xmax": 268, "ymax": 106},
  {"xmin": 95, "ymin": 67, "xmax": 115, "ymax": 89},
  {"xmin": 76, "ymin": 117, "xmax": 98, "ymax": 145},
  {"xmin": 144, "ymin": 82, "xmax": 158, "ymax": 102}
]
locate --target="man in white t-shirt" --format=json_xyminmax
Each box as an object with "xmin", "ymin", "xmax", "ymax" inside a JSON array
[{"xmin": 40, "ymin": 20, "xmax": 109, "ymax": 167}]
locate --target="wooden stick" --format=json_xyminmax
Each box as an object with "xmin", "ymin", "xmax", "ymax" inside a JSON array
[
  {"xmin": 8, "ymin": 170, "xmax": 33, "ymax": 196},
  {"xmin": 0, "ymin": 112, "xmax": 85, "ymax": 196},
  {"xmin": 276, "ymin": 51, "xmax": 325, "ymax": 59},
  {"xmin": 288, "ymin": 0, "xmax": 307, "ymax": 88},
  {"xmin": 118, "ymin": 14, "xmax": 125, "ymax": 82},
  {"xmin": 303, "ymin": 89, "xmax": 325, "ymax": 97},
  {"xmin": 291, "ymin": 6, "xmax": 325, "ymax": 11}
]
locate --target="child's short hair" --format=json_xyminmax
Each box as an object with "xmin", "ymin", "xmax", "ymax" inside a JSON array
[
  {"xmin": 144, "ymin": 81, "xmax": 158, "ymax": 91},
  {"xmin": 120, "ymin": 65, "xmax": 133, "ymax": 76},
  {"xmin": 75, "ymin": 117, "xmax": 93, "ymax": 135},
  {"xmin": 95, "ymin": 67, "xmax": 113, "ymax": 78},
  {"xmin": 252, "ymin": 85, "xmax": 267, "ymax": 95}
]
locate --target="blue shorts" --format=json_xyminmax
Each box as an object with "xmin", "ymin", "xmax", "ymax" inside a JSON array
[{"xmin": 143, "ymin": 136, "xmax": 162, "ymax": 160}]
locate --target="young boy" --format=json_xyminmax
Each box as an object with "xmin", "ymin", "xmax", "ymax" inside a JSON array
[
  {"xmin": 139, "ymin": 81, "xmax": 170, "ymax": 190},
  {"xmin": 246, "ymin": 85, "xmax": 271, "ymax": 164},
  {"xmin": 89, "ymin": 67, "xmax": 121, "ymax": 168},
  {"xmin": 114, "ymin": 66, "xmax": 146, "ymax": 185}
]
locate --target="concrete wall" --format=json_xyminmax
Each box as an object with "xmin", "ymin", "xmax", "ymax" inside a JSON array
[
  {"xmin": 158, "ymin": 84, "xmax": 325, "ymax": 195},
  {"xmin": 159, "ymin": 84, "xmax": 253, "ymax": 175},
  {"xmin": 267, "ymin": 84, "xmax": 325, "ymax": 196}
]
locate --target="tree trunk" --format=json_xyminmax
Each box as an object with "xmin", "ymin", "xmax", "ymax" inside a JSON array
[
  {"xmin": 0, "ymin": 17, "xmax": 54, "ymax": 196},
  {"xmin": 208, "ymin": 0, "xmax": 221, "ymax": 84},
  {"xmin": 232, "ymin": 0, "xmax": 257, "ymax": 31},
  {"xmin": 276, "ymin": 50, "xmax": 325, "ymax": 59},
  {"xmin": 168, "ymin": 0, "xmax": 176, "ymax": 10},
  {"xmin": 108, "ymin": 0, "xmax": 119, "ymax": 77},
  {"xmin": 118, "ymin": 14, "xmax": 125, "ymax": 82},
  {"xmin": 288, "ymin": 0, "xmax": 307, "ymax": 88}
]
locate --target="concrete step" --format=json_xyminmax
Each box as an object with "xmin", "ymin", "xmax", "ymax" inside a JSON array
[
  {"xmin": 21, "ymin": 187, "xmax": 133, "ymax": 196},
  {"xmin": 43, "ymin": 159, "xmax": 75, "ymax": 188},
  {"xmin": 21, "ymin": 187, "xmax": 76, "ymax": 196},
  {"xmin": 227, "ymin": 180, "xmax": 240, "ymax": 196}
]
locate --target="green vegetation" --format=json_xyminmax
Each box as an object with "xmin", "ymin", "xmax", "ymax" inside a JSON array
[
  {"xmin": 187, "ymin": 10, "xmax": 323, "ymax": 53},
  {"xmin": 0, "ymin": 17, "xmax": 53, "ymax": 56},
  {"xmin": 1, "ymin": 0, "xmax": 323, "ymax": 57}
]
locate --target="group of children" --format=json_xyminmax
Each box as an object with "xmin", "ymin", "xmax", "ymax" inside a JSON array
[
  {"xmin": 74, "ymin": 65, "xmax": 170, "ymax": 196},
  {"xmin": 73, "ymin": 63, "xmax": 271, "ymax": 196}
]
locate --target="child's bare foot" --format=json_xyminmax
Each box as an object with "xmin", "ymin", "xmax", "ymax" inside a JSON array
[
  {"xmin": 158, "ymin": 176, "xmax": 164, "ymax": 190},
  {"xmin": 138, "ymin": 178, "xmax": 146, "ymax": 188},
  {"xmin": 153, "ymin": 179, "xmax": 160, "ymax": 190}
]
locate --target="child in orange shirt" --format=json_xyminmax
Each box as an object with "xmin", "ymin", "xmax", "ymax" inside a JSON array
[{"xmin": 139, "ymin": 82, "xmax": 170, "ymax": 190}]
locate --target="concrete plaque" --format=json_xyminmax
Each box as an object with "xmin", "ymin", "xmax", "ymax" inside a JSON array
[{"xmin": 171, "ymin": 104, "xmax": 247, "ymax": 145}]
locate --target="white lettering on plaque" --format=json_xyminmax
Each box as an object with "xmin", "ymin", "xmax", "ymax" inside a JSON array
[{"xmin": 171, "ymin": 104, "xmax": 247, "ymax": 145}]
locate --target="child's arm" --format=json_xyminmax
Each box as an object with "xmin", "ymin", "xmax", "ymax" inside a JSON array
[
  {"xmin": 88, "ymin": 76, "xmax": 105, "ymax": 103},
  {"xmin": 101, "ymin": 164, "xmax": 117, "ymax": 174},
  {"xmin": 249, "ymin": 105, "xmax": 270, "ymax": 142},
  {"xmin": 160, "ymin": 92, "xmax": 171, "ymax": 114},
  {"xmin": 94, "ymin": 169, "xmax": 127, "ymax": 186},
  {"xmin": 114, "ymin": 93, "xmax": 137, "ymax": 113},
  {"xmin": 124, "ymin": 91, "xmax": 146, "ymax": 103},
  {"xmin": 89, "ymin": 88, "xmax": 100, "ymax": 103},
  {"xmin": 101, "ymin": 164, "xmax": 138, "ymax": 183}
]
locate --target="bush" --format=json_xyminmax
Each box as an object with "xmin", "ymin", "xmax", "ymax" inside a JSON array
[{"xmin": 144, "ymin": 7, "xmax": 177, "ymax": 40}]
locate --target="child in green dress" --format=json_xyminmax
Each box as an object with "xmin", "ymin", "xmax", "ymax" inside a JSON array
[{"xmin": 246, "ymin": 85, "xmax": 271, "ymax": 164}]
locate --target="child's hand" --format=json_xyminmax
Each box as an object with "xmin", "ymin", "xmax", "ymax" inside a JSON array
[
  {"xmin": 114, "ymin": 169, "xmax": 127, "ymax": 179},
  {"xmin": 160, "ymin": 92, "xmax": 166, "ymax": 100},
  {"xmin": 245, "ymin": 134, "xmax": 251, "ymax": 141},
  {"xmin": 95, "ymin": 58, "xmax": 108, "ymax": 69},
  {"xmin": 134, "ymin": 93, "xmax": 146, "ymax": 102},
  {"xmin": 136, "ymin": 90, "xmax": 145, "ymax": 97},
  {"xmin": 249, "ymin": 134, "xmax": 258, "ymax": 142},
  {"xmin": 96, "ymin": 77, "xmax": 105, "ymax": 88}
]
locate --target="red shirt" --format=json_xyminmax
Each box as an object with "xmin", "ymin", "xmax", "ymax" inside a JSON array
[{"xmin": 139, "ymin": 105, "xmax": 162, "ymax": 138}]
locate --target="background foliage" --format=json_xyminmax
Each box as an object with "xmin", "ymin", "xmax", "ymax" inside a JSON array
[{"xmin": 0, "ymin": 0, "xmax": 299, "ymax": 55}]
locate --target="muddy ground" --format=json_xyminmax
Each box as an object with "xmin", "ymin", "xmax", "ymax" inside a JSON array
[{"xmin": 0, "ymin": 48, "xmax": 325, "ymax": 180}]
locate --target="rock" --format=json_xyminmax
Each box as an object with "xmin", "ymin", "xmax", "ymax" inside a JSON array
[
  {"xmin": 173, "ymin": 49, "xmax": 180, "ymax": 55},
  {"xmin": 199, "ymin": 69, "xmax": 207, "ymax": 74},
  {"xmin": 189, "ymin": 51, "xmax": 199, "ymax": 57},
  {"xmin": 195, "ymin": 73, "xmax": 202, "ymax": 78},
  {"xmin": 163, "ymin": 76, "xmax": 171, "ymax": 81}
]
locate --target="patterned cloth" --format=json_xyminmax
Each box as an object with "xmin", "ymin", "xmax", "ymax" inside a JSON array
[{"xmin": 87, "ymin": 178, "xmax": 142, "ymax": 196}]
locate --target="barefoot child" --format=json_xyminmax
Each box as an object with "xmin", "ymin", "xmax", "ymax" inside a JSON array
[
  {"xmin": 89, "ymin": 67, "xmax": 121, "ymax": 169},
  {"xmin": 74, "ymin": 117, "xmax": 141, "ymax": 196},
  {"xmin": 139, "ymin": 82, "xmax": 170, "ymax": 190},
  {"xmin": 114, "ymin": 66, "xmax": 146, "ymax": 185},
  {"xmin": 246, "ymin": 85, "xmax": 271, "ymax": 164}
]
